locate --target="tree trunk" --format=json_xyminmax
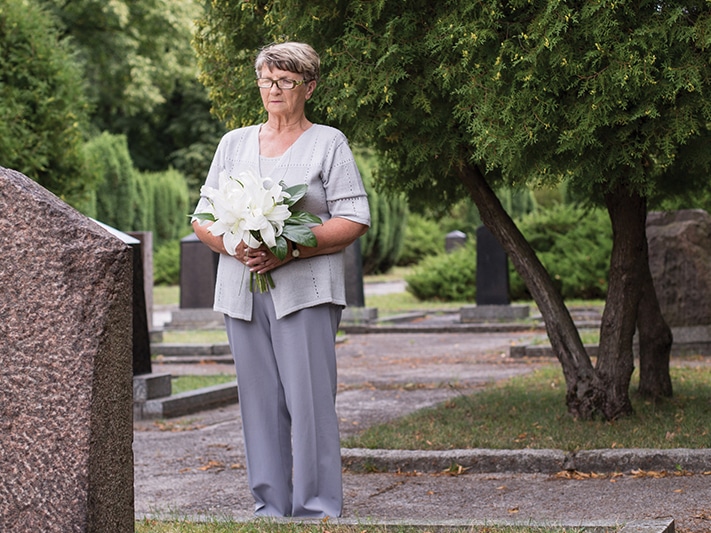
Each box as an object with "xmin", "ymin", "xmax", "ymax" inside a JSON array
[
  {"xmin": 637, "ymin": 231, "xmax": 673, "ymax": 398},
  {"xmin": 595, "ymin": 185, "xmax": 647, "ymax": 420},
  {"xmin": 458, "ymin": 164, "xmax": 606, "ymax": 419}
]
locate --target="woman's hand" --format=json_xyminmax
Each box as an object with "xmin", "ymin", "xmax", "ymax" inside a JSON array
[{"xmin": 242, "ymin": 244, "xmax": 291, "ymax": 275}]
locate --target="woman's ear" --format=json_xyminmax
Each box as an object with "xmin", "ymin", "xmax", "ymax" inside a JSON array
[{"xmin": 306, "ymin": 80, "xmax": 317, "ymax": 100}]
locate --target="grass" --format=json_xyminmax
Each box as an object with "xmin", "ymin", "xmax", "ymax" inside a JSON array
[
  {"xmin": 343, "ymin": 365, "xmax": 711, "ymax": 451},
  {"xmin": 160, "ymin": 329, "xmax": 228, "ymax": 345},
  {"xmin": 154, "ymin": 284, "xmax": 180, "ymax": 306},
  {"xmin": 170, "ymin": 374, "xmax": 235, "ymax": 395},
  {"xmin": 135, "ymin": 519, "xmax": 593, "ymax": 533},
  {"xmin": 365, "ymin": 291, "xmax": 466, "ymax": 315}
]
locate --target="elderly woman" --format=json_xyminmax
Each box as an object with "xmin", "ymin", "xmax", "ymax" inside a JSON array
[{"xmin": 192, "ymin": 42, "xmax": 370, "ymax": 518}]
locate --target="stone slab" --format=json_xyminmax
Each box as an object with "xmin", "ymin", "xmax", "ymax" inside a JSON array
[
  {"xmin": 342, "ymin": 306, "xmax": 378, "ymax": 325},
  {"xmin": 133, "ymin": 372, "xmax": 172, "ymax": 402},
  {"xmin": 461, "ymin": 304, "xmax": 530, "ymax": 322},
  {"xmin": 0, "ymin": 167, "xmax": 134, "ymax": 531},
  {"xmin": 139, "ymin": 382, "xmax": 239, "ymax": 419},
  {"xmin": 166, "ymin": 308, "xmax": 225, "ymax": 330}
]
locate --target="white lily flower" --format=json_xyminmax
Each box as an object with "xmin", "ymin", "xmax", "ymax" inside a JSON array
[{"xmin": 190, "ymin": 169, "xmax": 320, "ymax": 292}]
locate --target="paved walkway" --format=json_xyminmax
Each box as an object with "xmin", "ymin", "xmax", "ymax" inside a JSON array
[{"xmin": 135, "ymin": 320, "xmax": 711, "ymax": 532}]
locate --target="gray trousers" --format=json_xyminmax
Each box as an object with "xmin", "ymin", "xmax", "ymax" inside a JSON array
[{"xmin": 224, "ymin": 293, "xmax": 343, "ymax": 518}]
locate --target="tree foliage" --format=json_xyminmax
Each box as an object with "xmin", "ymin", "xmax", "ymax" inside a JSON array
[
  {"xmin": 0, "ymin": 0, "xmax": 92, "ymax": 208},
  {"xmin": 193, "ymin": 0, "xmax": 711, "ymax": 419},
  {"xmin": 40, "ymin": 0, "xmax": 200, "ymax": 128},
  {"xmin": 41, "ymin": 0, "xmax": 224, "ymax": 188}
]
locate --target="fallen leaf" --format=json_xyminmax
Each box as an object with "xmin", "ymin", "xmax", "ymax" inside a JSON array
[{"xmin": 198, "ymin": 460, "xmax": 225, "ymax": 472}]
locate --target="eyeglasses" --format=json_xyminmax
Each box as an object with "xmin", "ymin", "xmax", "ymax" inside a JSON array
[{"xmin": 255, "ymin": 78, "xmax": 309, "ymax": 90}]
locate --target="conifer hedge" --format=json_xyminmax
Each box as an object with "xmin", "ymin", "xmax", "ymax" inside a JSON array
[
  {"xmin": 83, "ymin": 132, "xmax": 190, "ymax": 244},
  {"xmin": 356, "ymin": 151, "xmax": 408, "ymax": 274}
]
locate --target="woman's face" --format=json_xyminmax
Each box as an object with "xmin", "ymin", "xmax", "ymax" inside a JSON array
[{"xmin": 257, "ymin": 66, "xmax": 315, "ymax": 118}]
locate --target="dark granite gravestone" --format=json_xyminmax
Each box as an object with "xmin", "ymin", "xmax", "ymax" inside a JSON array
[
  {"xmin": 179, "ymin": 232, "xmax": 219, "ymax": 309},
  {"xmin": 129, "ymin": 230, "xmax": 154, "ymax": 332},
  {"xmin": 0, "ymin": 167, "xmax": 134, "ymax": 532},
  {"xmin": 345, "ymin": 238, "xmax": 366, "ymax": 307},
  {"xmin": 96, "ymin": 222, "xmax": 152, "ymax": 376},
  {"xmin": 461, "ymin": 226, "xmax": 529, "ymax": 322},
  {"xmin": 476, "ymin": 224, "xmax": 510, "ymax": 306}
]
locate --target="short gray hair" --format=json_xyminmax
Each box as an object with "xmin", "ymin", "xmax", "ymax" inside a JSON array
[{"xmin": 255, "ymin": 42, "xmax": 320, "ymax": 82}]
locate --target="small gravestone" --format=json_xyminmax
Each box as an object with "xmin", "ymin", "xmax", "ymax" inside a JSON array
[
  {"xmin": 166, "ymin": 232, "xmax": 223, "ymax": 329},
  {"xmin": 0, "ymin": 167, "xmax": 134, "ymax": 531},
  {"xmin": 345, "ymin": 238, "xmax": 366, "ymax": 307},
  {"xmin": 342, "ymin": 238, "xmax": 377, "ymax": 325},
  {"xmin": 445, "ymin": 230, "xmax": 467, "ymax": 252},
  {"xmin": 461, "ymin": 225, "xmax": 529, "ymax": 322},
  {"xmin": 129, "ymin": 231, "xmax": 154, "ymax": 332},
  {"xmin": 179, "ymin": 232, "xmax": 219, "ymax": 309},
  {"xmin": 476, "ymin": 225, "xmax": 510, "ymax": 306}
]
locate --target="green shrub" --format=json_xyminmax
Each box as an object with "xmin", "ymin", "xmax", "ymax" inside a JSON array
[
  {"xmin": 397, "ymin": 213, "xmax": 446, "ymax": 266},
  {"xmin": 154, "ymin": 239, "xmax": 181, "ymax": 286},
  {"xmin": 405, "ymin": 243, "xmax": 477, "ymax": 302},
  {"xmin": 510, "ymin": 204, "xmax": 612, "ymax": 300},
  {"xmin": 149, "ymin": 168, "xmax": 191, "ymax": 244},
  {"xmin": 0, "ymin": 0, "xmax": 93, "ymax": 209},
  {"xmin": 85, "ymin": 132, "xmax": 140, "ymax": 230},
  {"xmin": 134, "ymin": 173, "xmax": 156, "ymax": 233},
  {"xmin": 356, "ymin": 150, "xmax": 408, "ymax": 274}
]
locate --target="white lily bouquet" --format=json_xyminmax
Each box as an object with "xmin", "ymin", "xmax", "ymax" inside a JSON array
[{"xmin": 192, "ymin": 170, "xmax": 321, "ymax": 292}]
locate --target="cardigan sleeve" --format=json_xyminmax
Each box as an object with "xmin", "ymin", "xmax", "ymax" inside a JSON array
[{"xmin": 320, "ymin": 130, "xmax": 371, "ymax": 227}]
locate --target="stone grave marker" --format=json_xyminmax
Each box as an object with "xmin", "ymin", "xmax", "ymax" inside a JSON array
[
  {"xmin": 342, "ymin": 237, "xmax": 377, "ymax": 325},
  {"xmin": 166, "ymin": 232, "xmax": 223, "ymax": 329},
  {"xmin": 647, "ymin": 209, "xmax": 711, "ymax": 351},
  {"xmin": 475, "ymin": 224, "xmax": 510, "ymax": 306},
  {"xmin": 0, "ymin": 167, "xmax": 134, "ymax": 532},
  {"xmin": 95, "ymin": 222, "xmax": 152, "ymax": 376},
  {"xmin": 179, "ymin": 232, "xmax": 218, "ymax": 309},
  {"xmin": 461, "ymin": 225, "xmax": 529, "ymax": 322},
  {"xmin": 445, "ymin": 230, "xmax": 467, "ymax": 252}
]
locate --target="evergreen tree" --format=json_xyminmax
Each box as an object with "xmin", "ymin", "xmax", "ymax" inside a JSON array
[
  {"xmin": 193, "ymin": 1, "xmax": 711, "ymax": 419},
  {"xmin": 0, "ymin": 0, "xmax": 92, "ymax": 208}
]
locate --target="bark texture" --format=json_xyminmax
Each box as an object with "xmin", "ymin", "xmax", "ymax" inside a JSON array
[
  {"xmin": 459, "ymin": 165, "xmax": 606, "ymax": 419},
  {"xmin": 637, "ymin": 236, "xmax": 674, "ymax": 399}
]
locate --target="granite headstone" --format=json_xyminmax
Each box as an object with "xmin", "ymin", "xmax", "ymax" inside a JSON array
[
  {"xmin": 476, "ymin": 224, "xmax": 510, "ymax": 306},
  {"xmin": 647, "ymin": 209, "xmax": 711, "ymax": 328},
  {"xmin": 179, "ymin": 232, "xmax": 218, "ymax": 309},
  {"xmin": 0, "ymin": 167, "xmax": 134, "ymax": 532}
]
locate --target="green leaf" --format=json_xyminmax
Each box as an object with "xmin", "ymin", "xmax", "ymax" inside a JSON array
[
  {"xmin": 272, "ymin": 235, "xmax": 288, "ymax": 260},
  {"xmin": 287, "ymin": 210, "xmax": 322, "ymax": 225},
  {"xmin": 190, "ymin": 212, "xmax": 216, "ymax": 222},
  {"xmin": 283, "ymin": 183, "xmax": 308, "ymax": 205},
  {"xmin": 282, "ymin": 225, "xmax": 318, "ymax": 247}
]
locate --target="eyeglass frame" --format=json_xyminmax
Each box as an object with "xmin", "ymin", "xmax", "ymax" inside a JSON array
[{"xmin": 255, "ymin": 77, "xmax": 312, "ymax": 90}]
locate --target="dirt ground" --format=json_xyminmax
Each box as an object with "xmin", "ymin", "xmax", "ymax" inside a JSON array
[{"xmin": 134, "ymin": 330, "xmax": 711, "ymax": 532}]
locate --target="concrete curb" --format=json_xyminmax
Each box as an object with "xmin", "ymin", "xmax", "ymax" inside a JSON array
[{"xmin": 341, "ymin": 447, "xmax": 711, "ymax": 475}]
